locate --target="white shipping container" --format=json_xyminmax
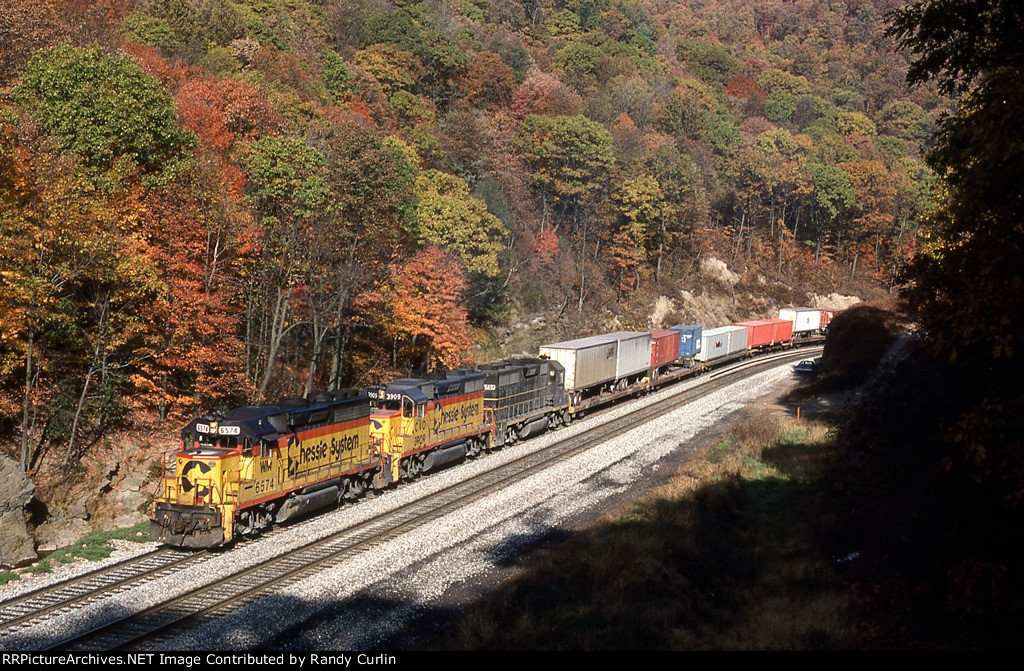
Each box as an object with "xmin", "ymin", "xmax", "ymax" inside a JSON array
[
  {"xmin": 779, "ymin": 307, "xmax": 823, "ymax": 333},
  {"xmin": 539, "ymin": 335, "xmax": 618, "ymax": 392},
  {"xmin": 696, "ymin": 325, "xmax": 748, "ymax": 362},
  {"xmin": 603, "ymin": 331, "xmax": 652, "ymax": 379}
]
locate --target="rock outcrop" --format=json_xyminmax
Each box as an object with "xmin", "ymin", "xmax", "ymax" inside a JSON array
[{"xmin": 0, "ymin": 455, "xmax": 37, "ymax": 567}]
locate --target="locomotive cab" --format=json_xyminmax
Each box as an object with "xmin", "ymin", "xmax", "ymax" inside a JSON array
[{"xmin": 151, "ymin": 416, "xmax": 250, "ymax": 548}]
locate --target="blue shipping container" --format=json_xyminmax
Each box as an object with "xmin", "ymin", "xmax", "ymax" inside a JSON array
[{"xmin": 669, "ymin": 324, "xmax": 703, "ymax": 358}]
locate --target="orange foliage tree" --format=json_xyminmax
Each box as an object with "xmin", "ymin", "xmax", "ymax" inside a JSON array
[
  {"xmin": 176, "ymin": 78, "xmax": 278, "ymax": 154},
  {"xmin": 357, "ymin": 247, "xmax": 471, "ymax": 372}
]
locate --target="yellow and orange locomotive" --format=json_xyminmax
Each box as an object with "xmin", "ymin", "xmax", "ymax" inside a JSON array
[{"xmin": 151, "ymin": 371, "xmax": 499, "ymax": 548}]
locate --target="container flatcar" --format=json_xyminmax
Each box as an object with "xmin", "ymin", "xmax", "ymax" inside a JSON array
[
  {"xmin": 819, "ymin": 308, "xmax": 836, "ymax": 332},
  {"xmin": 733, "ymin": 318, "xmax": 794, "ymax": 349},
  {"xmin": 779, "ymin": 308, "xmax": 834, "ymax": 336},
  {"xmin": 696, "ymin": 325, "xmax": 748, "ymax": 362},
  {"xmin": 669, "ymin": 324, "xmax": 703, "ymax": 365},
  {"xmin": 650, "ymin": 329, "xmax": 681, "ymax": 378},
  {"xmin": 539, "ymin": 334, "xmax": 618, "ymax": 404},
  {"xmin": 605, "ymin": 331, "xmax": 653, "ymax": 388}
]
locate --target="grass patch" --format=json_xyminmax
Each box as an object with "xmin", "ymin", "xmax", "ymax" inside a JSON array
[
  {"xmin": 0, "ymin": 523, "xmax": 151, "ymax": 587},
  {"xmin": 22, "ymin": 559, "xmax": 52, "ymax": 574},
  {"xmin": 431, "ymin": 411, "xmax": 850, "ymax": 650},
  {"xmin": 47, "ymin": 523, "xmax": 151, "ymax": 564}
]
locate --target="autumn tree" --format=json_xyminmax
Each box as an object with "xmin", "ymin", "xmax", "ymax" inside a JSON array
[
  {"xmin": 516, "ymin": 114, "xmax": 614, "ymax": 311},
  {"xmin": 12, "ymin": 42, "xmax": 194, "ymax": 183},
  {"xmin": 0, "ymin": 0, "xmax": 68, "ymax": 86},
  {"xmin": 840, "ymin": 159, "xmax": 895, "ymax": 279},
  {"xmin": 516, "ymin": 114, "xmax": 615, "ymax": 230},
  {"xmin": 645, "ymin": 144, "xmax": 705, "ymax": 279},
  {"xmin": 133, "ymin": 187, "xmax": 249, "ymax": 419},
  {"xmin": 311, "ymin": 125, "xmax": 419, "ymax": 389},
  {"xmin": 0, "ymin": 116, "xmax": 164, "ymax": 471},
  {"xmin": 175, "ymin": 78, "xmax": 278, "ymax": 154},
  {"xmin": 460, "ymin": 52, "xmax": 517, "ymax": 110},
  {"xmin": 356, "ymin": 247, "xmax": 471, "ymax": 372},
  {"xmin": 510, "ymin": 69, "xmax": 585, "ymax": 120},
  {"xmin": 609, "ymin": 175, "xmax": 664, "ymax": 294},
  {"xmin": 242, "ymin": 136, "xmax": 332, "ymax": 398},
  {"xmin": 805, "ymin": 161, "xmax": 856, "ymax": 264},
  {"xmin": 414, "ymin": 170, "xmax": 507, "ymax": 277},
  {"xmin": 889, "ymin": 0, "xmax": 1024, "ymax": 499}
]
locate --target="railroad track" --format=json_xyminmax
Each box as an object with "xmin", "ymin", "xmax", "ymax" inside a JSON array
[
  {"xmin": 0, "ymin": 498, "xmax": 380, "ymax": 645},
  {"xmin": 0, "ymin": 549, "xmax": 198, "ymax": 637},
  {"xmin": 36, "ymin": 347, "xmax": 818, "ymax": 651}
]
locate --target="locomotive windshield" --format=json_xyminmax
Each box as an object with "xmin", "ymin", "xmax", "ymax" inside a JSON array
[
  {"xmin": 371, "ymin": 397, "xmax": 415, "ymax": 417},
  {"xmin": 184, "ymin": 431, "xmax": 239, "ymax": 450}
]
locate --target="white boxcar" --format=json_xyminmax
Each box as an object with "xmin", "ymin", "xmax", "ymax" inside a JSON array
[
  {"xmin": 603, "ymin": 331, "xmax": 653, "ymax": 379},
  {"xmin": 539, "ymin": 334, "xmax": 618, "ymax": 392},
  {"xmin": 696, "ymin": 325, "xmax": 749, "ymax": 362},
  {"xmin": 778, "ymin": 307, "xmax": 822, "ymax": 334}
]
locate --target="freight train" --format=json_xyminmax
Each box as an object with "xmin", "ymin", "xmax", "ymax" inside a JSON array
[{"xmin": 151, "ymin": 307, "xmax": 832, "ymax": 548}]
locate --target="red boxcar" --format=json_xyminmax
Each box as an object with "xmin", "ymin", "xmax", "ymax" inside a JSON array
[
  {"xmin": 649, "ymin": 329, "xmax": 681, "ymax": 369},
  {"xmin": 733, "ymin": 319, "xmax": 794, "ymax": 349}
]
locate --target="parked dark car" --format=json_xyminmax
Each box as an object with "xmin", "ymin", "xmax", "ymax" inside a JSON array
[{"xmin": 793, "ymin": 357, "xmax": 821, "ymax": 375}]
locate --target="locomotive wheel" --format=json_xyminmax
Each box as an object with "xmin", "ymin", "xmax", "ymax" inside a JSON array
[
  {"xmin": 237, "ymin": 510, "xmax": 255, "ymax": 536},
  {"xmin": 237, "ymin": 505, "xmax": 274, "ymax": 536},
  {"xmin": 344, "ymin": 477, "xmax": 367, "ymax": 501}
]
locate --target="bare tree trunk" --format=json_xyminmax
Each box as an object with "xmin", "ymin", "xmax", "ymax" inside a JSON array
[
  {"xmin": 64, "ymin": 368, "xmax": 97, "ymax": 467},
  {"xmin": 245, "ymin": 286, "xmax": 254, "ymax": 388},
  {"xmin": 304, "ymin": 316, "xmax": 331, "ymax": 397},
  {"xmin": 732, "ymin": 208, "xmax": 746, "ymax": 261},
  {"xmin": 578, "ymin": 223, "xmax": 587, "ymax": 313},
  {"xmin": 64, "ymin": 295, "xmax": 110, "ymax": 467},
  {"xmin": 204, "ymin": 225, "xmax": 223, "ymax": 294},
  {"xmin": 788, "ymin": 207, "xmax": 802, "ymax": 277},
  {"xmin": 20, "ymin": 329, "xmax": 34, "ymax": 473},
  {"xmin": 875, "ymin": 229, "xmax": 882, "ymax": 273},
  {"xmin": 259, "ymin": 287, "xmax": 290, "ymax": 399},
  {"xmin": 656, "ymin": 215, "xmax": 666, "ymax": 281},
  {"xmin": 889, "ymin": 216, "xmax": 907, "ymax": 292},
  {"xmin": 330, "ymin": 331, "xmax": 348, "ymax": 389}
]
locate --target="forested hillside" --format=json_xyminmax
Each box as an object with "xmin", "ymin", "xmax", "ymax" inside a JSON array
[{"xmin": 0, "ymin": 0, "xmax": 938, "ymax": 485}]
